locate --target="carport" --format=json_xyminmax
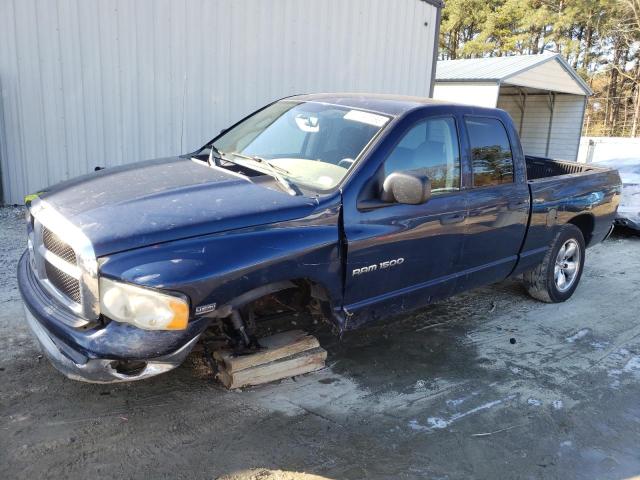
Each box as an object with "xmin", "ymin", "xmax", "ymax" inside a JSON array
[{"xmin": 433, "ymin": 53, "xmax": 592, "ymax": 161}]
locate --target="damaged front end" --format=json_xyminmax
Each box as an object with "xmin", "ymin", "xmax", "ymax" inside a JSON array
[
  {"xmin": 18, "ymin": 250, "xmax": 209, "ymax": 382},
  {"xmin": 18, "ymin": 198, "xmax": 209, "ymax": 383}
]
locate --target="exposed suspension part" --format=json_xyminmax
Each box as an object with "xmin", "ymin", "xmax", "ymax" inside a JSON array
[{"xmin": 230, "ymin": 310, "xmax": 251, "ymax": 346}]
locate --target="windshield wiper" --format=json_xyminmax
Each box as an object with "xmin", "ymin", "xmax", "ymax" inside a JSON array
[
  {"xmin": 230, "ymin": 152, "xmax": 291, "ymax": 175},
  {"xmin": 229, "ymin": 152, "xmax": 301, "ymax": 196}
]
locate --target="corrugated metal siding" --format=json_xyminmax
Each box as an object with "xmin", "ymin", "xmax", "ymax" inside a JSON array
[
  {"xmin": 517, "ymin": 95, "xmax": 552, "ymax": 158},
  {"xmin": 498, "ymin": 93, "xmax": 584, "ymax": 161},
  {"xmin": 547, "ymin": 95, "xmax": 585, "ymax": 160},
  {"xmin": 0, "ymin": 0, "xmax": 438, "ymax": 204},
  {"xmin": 496, "ymin": 94, "xmax": 522, "ymax": 131}
]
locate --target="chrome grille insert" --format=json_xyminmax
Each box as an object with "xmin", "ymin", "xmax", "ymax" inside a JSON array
[
  {"xmin": 45, "ymin": 261, "xmax": 82, "ymax": 304},
  {"xmin": 42, "ymin": 227, "xmax": 77, "ymax": 265}
]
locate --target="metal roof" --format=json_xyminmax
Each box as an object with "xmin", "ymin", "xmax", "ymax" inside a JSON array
[{"xmin": 436, "ymin": 53, "xmax": 592, "ymax": 95}]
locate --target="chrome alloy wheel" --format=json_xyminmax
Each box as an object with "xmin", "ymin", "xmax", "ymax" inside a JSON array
[{"xmin": 554, "ymin": 239, "xmax": 581, "ymax": 292}]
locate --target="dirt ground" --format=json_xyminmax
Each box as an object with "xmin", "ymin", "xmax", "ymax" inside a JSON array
[{"xmin": 1, "ymin": 205, "xmax": 640, "ymax": 480}]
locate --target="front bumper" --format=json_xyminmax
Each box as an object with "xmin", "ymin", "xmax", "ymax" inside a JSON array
[{"xmin": 18, "ymin": 251, "xmax": 209, "ymax": 383}]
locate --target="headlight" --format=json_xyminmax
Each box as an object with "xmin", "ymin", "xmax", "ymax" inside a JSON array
[{"xmin": 99, "ymin": 277, "xmax": 189, "ymax": 330}]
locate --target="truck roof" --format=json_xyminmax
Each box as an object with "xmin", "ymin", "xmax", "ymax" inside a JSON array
[{"xmin": 288, "ymin": 93, "xmax": 455, "ymax": 117}]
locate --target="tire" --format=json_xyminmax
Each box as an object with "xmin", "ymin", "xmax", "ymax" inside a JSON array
[{"xmin": 523, "ymin": 224, "xmax": 586, "ymax": 303}]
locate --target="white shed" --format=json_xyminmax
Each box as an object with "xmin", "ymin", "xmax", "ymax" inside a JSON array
[
  {"xmin": 433, "ymin": 53, "xmax": 592, "ymax": 161},
  {"xmin": 0, "ymin": 0, "xmax": 443, "ymax": 205}
]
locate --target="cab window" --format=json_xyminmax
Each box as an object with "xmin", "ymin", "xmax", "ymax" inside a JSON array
[
  {"xmin": 465, "ymin": 117, "xmax": 514, "ymax": 187},
  {"xmin": 384, "ymin": 117, "xmax": 461, "ymax": 194}
]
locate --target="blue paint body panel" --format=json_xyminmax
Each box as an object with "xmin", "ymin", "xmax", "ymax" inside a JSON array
[
  {"xmin": 17, "ymin": 94, "xmax": 622, "ymax": 373},
  {"xmin": 39, "ymin": 156, "xmax": 319, "ymax": 257}
]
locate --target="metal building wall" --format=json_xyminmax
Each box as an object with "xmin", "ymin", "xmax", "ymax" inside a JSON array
[
  {"xmin": 498, "ymin": 95, "xmax": 552, "ymax": 157},
  {"xmin": 0, "ymin": 0, "xmax": 439, "ymax": 204},
  {"xmin": 497, "ymin": 93, "xmax": 585, "ymax": 161},
  {"xmin": 546, "ymin": 95, "xmax": 586, "ymax": 161}
]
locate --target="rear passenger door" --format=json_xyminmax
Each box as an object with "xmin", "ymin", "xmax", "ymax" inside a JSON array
[{"xmin": 458, "ymin": 116, "xmax": 529, "ymax": 290}]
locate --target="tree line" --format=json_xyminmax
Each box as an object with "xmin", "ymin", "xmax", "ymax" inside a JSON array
[{"xmin": 439, "ymin": 0, "xmax": 640, "ymax": 137}]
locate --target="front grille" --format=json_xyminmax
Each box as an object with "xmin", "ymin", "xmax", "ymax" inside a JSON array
[
  {"xmin": 42, "ymin": 227, "xmax": 77, "ymax": 265},
  {"xmin": 45, "ymin": 261, "xmax": 82, "ymax": 304},
  {"xmin": 28, "ymin": 203, "xmax": 99, "ymax": 323}
]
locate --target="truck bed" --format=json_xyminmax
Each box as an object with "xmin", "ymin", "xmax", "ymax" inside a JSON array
[
  {"xmin": 515, "ymin": 155, "xmax": 621, "ymax": 276},
  {"xmin": 525, "ymin": 155, "xmax": 605, "ymax": 181}
]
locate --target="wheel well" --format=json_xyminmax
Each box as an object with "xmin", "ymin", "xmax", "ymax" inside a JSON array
[
  {"xmin": 568, "ymin": 214, "xmax": 595, "ymax": 246},
  {"xmin": 281, "ymin": 279, "xmax": 335, "ymax": 316},
  {"xmin": 218, "ymin": 278, "xmax": 337, "ymax": 323},
  {"xmin": 255, "ymin": 279, "xmax": 340, "ymax": 330}
]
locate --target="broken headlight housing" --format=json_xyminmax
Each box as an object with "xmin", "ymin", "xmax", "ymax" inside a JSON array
[{"xmin": 99, "ymin": 277, "xmax": 189, "ymax": 330}]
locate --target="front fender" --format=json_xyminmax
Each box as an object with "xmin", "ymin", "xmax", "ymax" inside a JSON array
[{"xmin": 99, "ymin": 205, "xmax": 342, "ymax": 322}]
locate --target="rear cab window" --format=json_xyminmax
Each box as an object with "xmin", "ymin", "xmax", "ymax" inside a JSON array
[{"xmin": 465, "ymin": 117, "xmax": 514, "ymax": 187}]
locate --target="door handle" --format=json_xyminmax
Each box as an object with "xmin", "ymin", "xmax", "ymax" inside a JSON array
[{"xmin": 440, "ymin": 213, "xmax": 466, "ymax": 225}]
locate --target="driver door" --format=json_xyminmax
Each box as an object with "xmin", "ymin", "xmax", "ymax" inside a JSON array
[{"xmin": 343, "ymin": 115, "xmax": 468, "ymax": 324}]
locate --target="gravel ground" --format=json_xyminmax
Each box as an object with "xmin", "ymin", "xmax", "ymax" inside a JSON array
[{"xmin": 1, "ymin": 205, "xmax": 640, "ymax": 480}]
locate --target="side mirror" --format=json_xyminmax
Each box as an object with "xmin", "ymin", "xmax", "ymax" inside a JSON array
[{"xmin": 381, "ymin": 169, "xmax": 431, "ymax": 205}]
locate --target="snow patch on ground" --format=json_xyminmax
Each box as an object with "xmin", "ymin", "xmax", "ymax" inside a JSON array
[
  {"xmin": 604, "ymin": 350, "xmax": 640, "ymax": 389},
  {"xmin": 623, "ymin": 356, "xmax": 640, "ymax": 373},
  {"xmin": 408, "ymin": 419, "xmax": 430, "ymax": 432},
  {"xmin": 427, "ymin": 417, "xmax": 449, "ymax": 429},
  {"xmin": 413, "ymin": 379, "xmax": 428, "ymax": 391},
  {"xmin": 445, "ymin": 391, "xmax": 480, "ymax": 408},
  {"xmin": 409, "ymin": 395, "xmax": 517, "ymax": 431},
  {"xmin": 566, "ymin": 329, "xmax": 591, "ymax": 343}
]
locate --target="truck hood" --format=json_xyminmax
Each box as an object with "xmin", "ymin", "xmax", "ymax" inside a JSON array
[{"xmin": 38, "ymin": 156, "xmax": 318, "ymax": 256}]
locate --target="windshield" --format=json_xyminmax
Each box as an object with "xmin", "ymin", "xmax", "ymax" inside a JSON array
[{"xmin": 212, "ymin": 100, "xmax": 391, "ymax": 191}]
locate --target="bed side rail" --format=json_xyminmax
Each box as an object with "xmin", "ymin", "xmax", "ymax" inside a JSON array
[{"xmin": 525, "ymin": 156, "xmax": 606, "ymax": 180}]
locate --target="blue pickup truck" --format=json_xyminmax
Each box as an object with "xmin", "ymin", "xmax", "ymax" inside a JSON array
[{"xmin": 18, "ymin": 94, "xmax": 621, "ymax": 383}]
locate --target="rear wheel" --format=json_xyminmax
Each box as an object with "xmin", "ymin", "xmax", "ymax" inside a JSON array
[{"xmin": 523, "ymin": 224, "xmax": 586, "ymax": 303}]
